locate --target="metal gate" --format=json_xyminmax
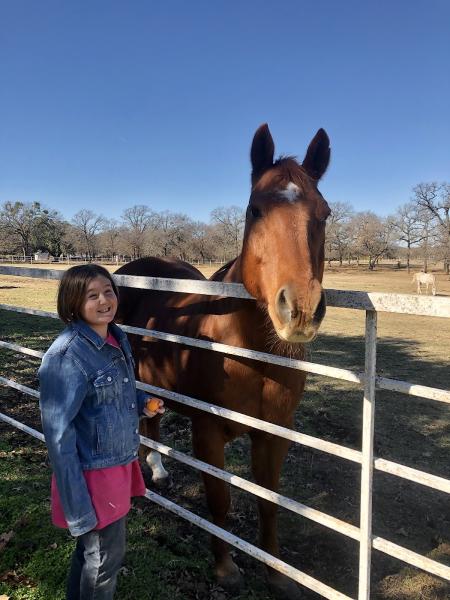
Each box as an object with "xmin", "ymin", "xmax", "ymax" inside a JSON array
[{"xmin": 0, "ymin": 265, "xmax": 449, "ymax": 599}]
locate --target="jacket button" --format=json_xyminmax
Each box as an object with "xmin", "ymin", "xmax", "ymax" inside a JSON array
[
  {"xmin": 131, "ymin": 403, "xmax": 135, "ymax": 408},
  {"xmin": 107, "ymin": 376, "xmax": 112, "ymax": 382},
  {"xmin": 123, "ymin": 377, "xmax": 129, "ymax": 383},
  {"xmin": 135, "ymin": 428, "xmax": 138, "ymax": 434}
]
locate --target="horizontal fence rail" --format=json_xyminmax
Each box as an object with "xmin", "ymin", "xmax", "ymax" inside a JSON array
[
  {"xmin": 1, "ymin": 265, "xmax": 450, "ymax": 600},
  {"xmin": 2, "ymin": 364, "xmax": 449, "ymax": 497},
  {"xmin": 1, "ymin": 302, "xmax": 449, "ymax": 406},
  {"xmin": 1, "ymin": 401, "xmax": 450, "ymax": 590}
]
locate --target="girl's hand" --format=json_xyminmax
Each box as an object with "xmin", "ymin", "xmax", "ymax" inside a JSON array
[{"xmin": 143, "ymin": 397, "xmax": 165, "ymax": 418}]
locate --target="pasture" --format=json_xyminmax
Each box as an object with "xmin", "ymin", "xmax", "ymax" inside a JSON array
[{"xmin": 0, "ymin": 264, "xmax": 449, "ymax": 599}]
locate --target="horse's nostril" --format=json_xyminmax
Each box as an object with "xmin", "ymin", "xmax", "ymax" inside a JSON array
[
  {"xmin": 313, "ymin": 292, "xmax": 326, "ymax": 323},
  {"xmin": 277, "ymin": 288, "xmax": 299, "ymax": 322}
]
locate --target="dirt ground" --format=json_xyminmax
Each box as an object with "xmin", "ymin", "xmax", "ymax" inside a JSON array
[{"xmin": 0, "ymin": 262, "xmax": 449, "ymax": 599}]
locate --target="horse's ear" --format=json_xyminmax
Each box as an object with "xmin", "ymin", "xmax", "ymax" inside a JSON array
[
  {"xmin": 302, "ymin": 128, "xmax": 330, "ymax": 181},
  {"xmin": 251, "ymin": 123, "xmax": 275, "ymax": 185}
]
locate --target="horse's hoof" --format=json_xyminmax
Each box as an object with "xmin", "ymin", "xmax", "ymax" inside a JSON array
[
  {"xmin": 268, "ymin": 573, "xmax": 303, "ymax": 600},
  {"xmin": 215, "ymin": 560, "xmax": 243, "ymax": 594},
  {"xmin": 151, "ymin": 474, "xmax": 173, "ymax": 490}
]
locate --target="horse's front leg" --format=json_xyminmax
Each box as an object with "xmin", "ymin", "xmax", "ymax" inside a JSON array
[
  {"xmin": 192, "ymin": 417, "xmax": 242, "ymax": 592},
  {"xmin": 250, "ymin": 430, "xmax": 302, "ymax": 600},
  {"xmin": 139, "ymin": 414, "xmax": 169, "ymax": 486}
]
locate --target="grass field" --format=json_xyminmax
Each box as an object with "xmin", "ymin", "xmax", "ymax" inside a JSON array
[{"xmin": 0, "ymin": 263, "xmax": 449, "ymax": 599}]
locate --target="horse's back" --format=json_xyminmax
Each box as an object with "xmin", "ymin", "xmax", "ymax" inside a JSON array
[
  {"xmin": 115, "ymin": 256, "xmax": 205, "ymax": 281},
  {"xmin": 415, "ymin": 272, "xmax": 435, "ymax": 284},
  {"xmin": 115, "ymin": 257, "xmax": 205, "ymax": 324},
  {"xmin": 114, "ymin": 258, "xmax": 208, "ymax": 396}
]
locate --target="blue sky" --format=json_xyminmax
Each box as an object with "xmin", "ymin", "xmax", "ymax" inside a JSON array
[{"xmin": 1, "ymin": 1, "xmax": 449, "ymax": 223}]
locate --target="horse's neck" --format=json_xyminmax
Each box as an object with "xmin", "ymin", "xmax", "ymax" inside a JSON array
[
  {"xmin": 205, "ymin": 256, "xmax": 260, "ymax": 338},
  {"xmin": 215, "ymin": 256, "xmax": 242, "ymax": 283},
  {"xmin": 230, "ymin": 257, "xmax": 304, "ymax": 359}
]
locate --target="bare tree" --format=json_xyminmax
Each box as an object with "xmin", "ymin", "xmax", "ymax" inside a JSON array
[
  {"xmin": 352, "ymin": 211, "xmax": 396, "ymax": 270},
  {"xmin": 151, "ymin": 211, "xmax": 194, "ymax": 259},
  {"xmin": 325, "ymin": 201, "xmax": 354, "ymax": 265},
  {"xmin": 100, "ymin": 219, "xmax": 122, "ymax": 259},
  {"xmin": 392, "ymin": 202, "xmax": 426, "ymax": 272},
  {"xmin": 413, "ymin": 182, "xmax": 450, "ymax": 275},
  {"xmin": 167, "ymin": 214, "xmax": 195, "ymax": 260},
  {"xmin": 121, "ymin": 205, "xmax": 155, "ymax": 259},
  {"xmin": 71, "ymin": 210, "xmax": 105, "ymax": 260},
  {"xmin": 210, "ymin": 206, "xmax": 245, "ymax": 258},
  {"xmin": 414, "ymin": 206, "xmax": 439, "ymax": 273},
  {"xmin": 190, "ymin": 222, "xmax": 217, "ymax": 261}
]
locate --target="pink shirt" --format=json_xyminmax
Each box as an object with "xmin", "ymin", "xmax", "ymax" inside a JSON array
[
  {"xmin": 51, "ymin": 460, "xmax": 146, "ymax": 530},
  {"xmin": 51, "ymin": 331, "xmax": 146, "ymax": 531}
]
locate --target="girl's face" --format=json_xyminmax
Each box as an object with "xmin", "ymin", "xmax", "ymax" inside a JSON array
[{"xmin": 80, "ymin": 275, "xmax": 118, "ymax": 336}]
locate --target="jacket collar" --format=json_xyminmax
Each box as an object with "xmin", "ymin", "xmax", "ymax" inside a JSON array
[{"xmin": 71, "ymin": 320, "xmax": 127, "ymax": 350}]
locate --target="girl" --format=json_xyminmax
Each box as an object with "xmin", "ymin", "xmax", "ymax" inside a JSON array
[{"xmin": 38, "ymin": 264, "xmax": 164, "ymax": 600}]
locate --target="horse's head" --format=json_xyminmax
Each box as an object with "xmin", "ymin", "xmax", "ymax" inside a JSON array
[{"xmin": 241, "ymin": 124, "xmax": 331, "ymax": 343}]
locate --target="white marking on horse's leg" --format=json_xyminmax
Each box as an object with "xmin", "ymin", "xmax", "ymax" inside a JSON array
[
  {"xmin": 279, "ymin": 182, "xmax": 299, "ymax": 202},
  {"xmin": 146, "ymin": 450, "xmax": 169, "ymax": 481}
]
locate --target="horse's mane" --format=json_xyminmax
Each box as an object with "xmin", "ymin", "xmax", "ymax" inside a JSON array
[
  {"xmin": 210, "ymin": 258, "xmax": 237, "ymax": 282},
  {"xmin": 273, "ymin": 155, "xmax": 309, "ymax": 184}
]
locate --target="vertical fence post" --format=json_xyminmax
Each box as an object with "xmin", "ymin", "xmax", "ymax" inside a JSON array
[{"xmin": 358, "ymin": 310, "xmax": 377, "ymax": 600}]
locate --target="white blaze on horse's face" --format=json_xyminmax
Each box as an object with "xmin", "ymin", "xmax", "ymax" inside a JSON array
[{"xmin": 278, "ymin": 182, "xmax": 300, "ymax": 202}]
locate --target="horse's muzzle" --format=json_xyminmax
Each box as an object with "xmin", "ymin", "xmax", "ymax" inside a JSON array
[{"xmin": 272, "ymin": 285, "xmax": 326, "ymax": 343}]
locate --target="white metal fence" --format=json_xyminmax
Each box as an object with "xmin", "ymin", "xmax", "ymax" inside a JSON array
[{"xmin": 0, "ymin": 265, "xmax": 449, "ymax": 600}]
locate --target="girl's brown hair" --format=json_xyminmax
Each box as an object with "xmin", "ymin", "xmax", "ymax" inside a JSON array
[{"xmin": 57, "ymin": 264, "xmax": 119, "ymax": 324}]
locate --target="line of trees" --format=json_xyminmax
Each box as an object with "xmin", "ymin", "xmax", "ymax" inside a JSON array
[
  {"xmin": 324, "ymin": 182, "xmax": 449, "ymax": 273},
  {"xmin": 0, "ymin": 203, "xmax": 246, "ymax": 264},
  {"xmin": 0, "ymin": 181, "xmax": 448, "ymax": 272}
]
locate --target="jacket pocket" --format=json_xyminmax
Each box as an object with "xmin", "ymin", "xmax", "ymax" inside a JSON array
[
  {"xmin": 93, "ymin": 368, "xmax": 119, "ymax": 405},
  {"xmin": 94, "ymin": 418, "xmax": 114, "ymax": 456}
]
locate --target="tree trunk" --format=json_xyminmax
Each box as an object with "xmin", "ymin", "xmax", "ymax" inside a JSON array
[{"xmin": 446, "ymin": 232, "xmax": 450, "ymax": 276}]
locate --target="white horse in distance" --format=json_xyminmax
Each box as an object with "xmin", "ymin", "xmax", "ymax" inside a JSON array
[{"xmin": 412, "ymin": 272, "xmax": 437, "ymax": 295}]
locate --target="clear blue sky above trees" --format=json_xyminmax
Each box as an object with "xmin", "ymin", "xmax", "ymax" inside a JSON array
[{"xmin": 1, "ymin": 1, "xmax": 449, "ymax": 222}]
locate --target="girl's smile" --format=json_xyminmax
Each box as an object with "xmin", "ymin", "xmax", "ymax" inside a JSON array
[{"xmin": 80, "ymin": 275, "xmax": 118, "ymax": 338}]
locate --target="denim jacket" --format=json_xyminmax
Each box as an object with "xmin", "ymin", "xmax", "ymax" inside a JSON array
[{"xmin": 38, "ymin": 320, "xmax": 148, "ymax": 537}]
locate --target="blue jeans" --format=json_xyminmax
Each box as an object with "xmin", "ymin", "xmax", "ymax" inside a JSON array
[{"xmin": 66, "ymin": 517, "xmax": 126, "ymax": 600}]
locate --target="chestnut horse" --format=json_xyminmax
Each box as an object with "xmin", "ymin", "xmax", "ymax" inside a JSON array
[{"xmin": 116, "ymin": 124, "xmax": 330, "ymax": 599}]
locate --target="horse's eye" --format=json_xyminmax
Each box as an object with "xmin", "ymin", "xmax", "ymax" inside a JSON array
[{"xmin": 250, "ymin": 205, "xmax": 262, "ymax": 219}]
